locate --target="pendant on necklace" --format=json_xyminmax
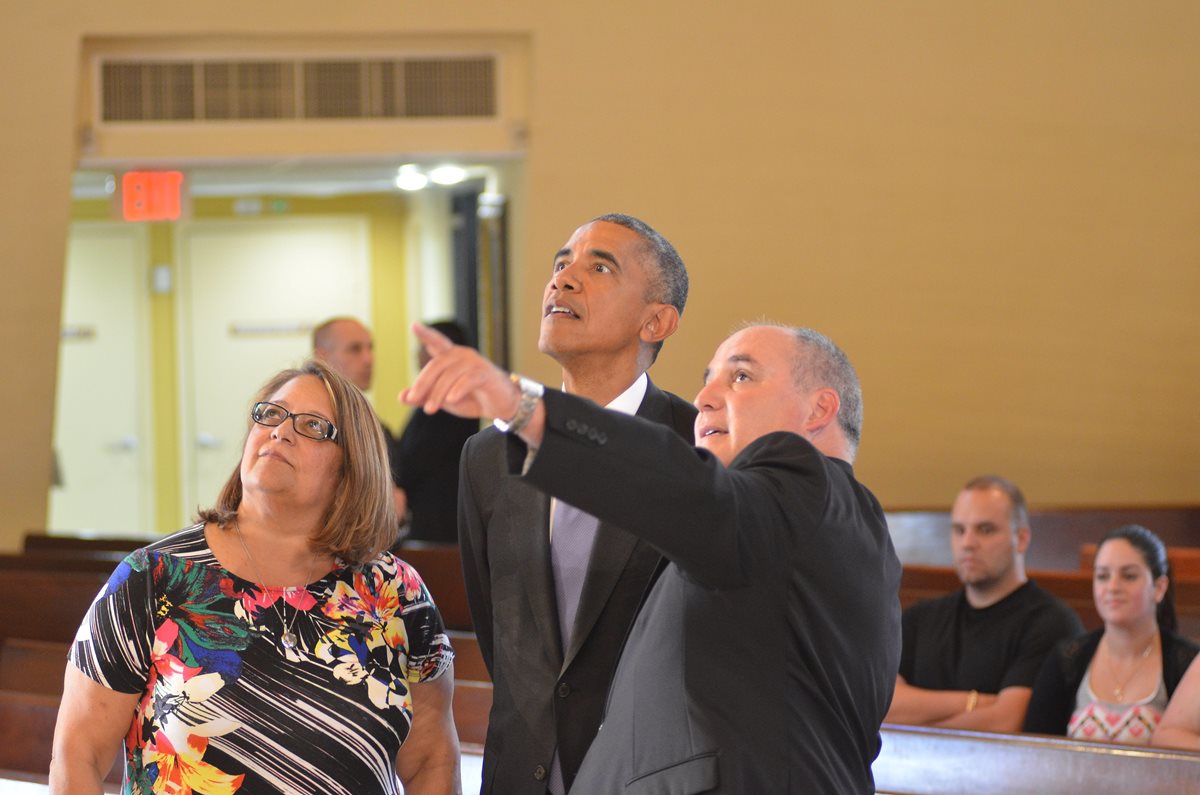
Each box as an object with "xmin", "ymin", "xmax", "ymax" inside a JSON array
[
  {"xmin": 1113, "ymin": 687, "xmax": 1124, "ymax": 701},
  {"xmin": 281, "ymin": 631, "xmax": 299, "ymax": 650}
]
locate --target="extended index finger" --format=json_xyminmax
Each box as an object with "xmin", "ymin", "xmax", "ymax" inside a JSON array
[{"xmin": 412, "ymin": 322, "xmax": 455, "ymax": 358}]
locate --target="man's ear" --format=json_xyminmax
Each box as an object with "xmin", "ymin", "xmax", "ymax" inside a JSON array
[
  {"xmin": 640, "ymin": 304, "xmax": 680, "ymax": 346},
  {"xmin": 804, "ymin": 388, "xmax": 841, "ymax": 434},
  {"xmin": 1015, "ymin": 525, "xmax": 1032, "ymax": 555}
]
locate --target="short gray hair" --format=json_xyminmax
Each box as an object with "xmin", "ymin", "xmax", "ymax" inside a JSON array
[
  {"xmin": 744, "ymin": 322, "xmax": 863, "ymax": 451},
  {"xmin": 591, "ymin": 213, "xmax": 688, "ymax": 316}
]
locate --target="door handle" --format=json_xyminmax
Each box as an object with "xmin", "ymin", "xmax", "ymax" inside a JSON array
[{"xmin": 196, "ymin": 432, "xmax": 222, "ymax": 449}]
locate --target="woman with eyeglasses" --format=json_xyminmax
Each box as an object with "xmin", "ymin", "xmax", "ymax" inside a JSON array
[
  {"xmin": 50, "ymin": 360, "xmax": 460, "ymax": 794},
  {"xmin": 1022, "ymin": 525, "xmax": 1198, "ymax": 744}
]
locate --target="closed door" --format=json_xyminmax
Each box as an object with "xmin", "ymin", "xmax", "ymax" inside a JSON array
[
  {"xmin": 49, "ymin": 223, "xmax": 154, "ymax": 534},
  {"xmin": 177, "ymin": 217, "xmax": 371, "ymax": 516}
]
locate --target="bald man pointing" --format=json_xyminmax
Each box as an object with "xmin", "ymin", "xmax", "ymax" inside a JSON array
[{"xmin": 403, "ymin": 320, "xmax": 900, "ymax": 794}]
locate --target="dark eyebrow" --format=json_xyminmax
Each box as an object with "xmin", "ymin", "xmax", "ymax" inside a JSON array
[
  {"xmin": 588, "ymin": 248, "xmax": 621, "ymax": 270},
  {"xmin": 552, "ymin": 247, "xmax": 622, "ymax": 271}
]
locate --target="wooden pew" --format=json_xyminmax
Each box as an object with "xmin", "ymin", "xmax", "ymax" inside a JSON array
[
  {"xmin": 0, "ymin": 639, "xmax": 68, "ymax": 695},
  {"xmin": 394, "ymin": 542, "xmax": 472, "ymax": 631},
  {"xmin": 873, "ymin": 724, "xmax": 1200, "ymax": 794},
  {"xmin": 0, "ymin": 569, "xmax": 109, "ymax": 646},
  {"xmin": 886, "ymin": 506, "xmax": 1200, "ymax": 571},
  {"xmin": 0, "ymin": 553, "xmax": 122, "ymax": 574},
  {"xmin": 0, "ymin": 690, "xmax": 60, "ymax": 776},
  {"xmin": 23, "ymin": 533, "xmax": 147, "ymax": 562},
  {"xmin": 447, "ymin": 630, "xmax": 490, "ymax": 682},
  {"xmin": 0, "ymin": 688, "xmax": 124, "ymax": 784},
  {"xmin": 453, "ymin": 680, "xmax": 492, "ymax": 751},
  {"xmin": 1080, "ymin": 543, "xmax": 1200, "ymax": 580},
  {"xmin": 901, "ymin": 565, "xmax": 1200, "ymax": 640}
]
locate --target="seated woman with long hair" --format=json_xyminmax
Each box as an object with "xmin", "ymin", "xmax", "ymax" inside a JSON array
[
  {"xmin": 50, "ymin": 360, "xmax": 460, "ymax": 794},
  {"xmin": 1023, "ymin": 525, "xmax": 1199, "ymax": 744}
]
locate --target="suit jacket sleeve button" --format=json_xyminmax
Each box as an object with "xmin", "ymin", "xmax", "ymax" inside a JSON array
[
  {"xmin": 566, "ymin": 419, "xmax": 577, "ymax": 431},
  {"xmin": 557, "ymin": 682, "xmax": 571, "ymax": 698},
  {"xmin": 534, "ymin": 765, "xmax": 547, "ymax": 781}
]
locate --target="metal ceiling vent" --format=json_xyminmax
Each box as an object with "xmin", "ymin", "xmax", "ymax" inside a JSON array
[{"xmin": 100, "ymin": 56, "xmax": 496, "ymax": 122}]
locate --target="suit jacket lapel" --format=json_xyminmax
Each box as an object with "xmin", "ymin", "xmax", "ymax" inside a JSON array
[
  {"xmin": 502, "ymin": 481, "xmax": 563, "ymax": 663},
  {"xmin": 561, "ymin": 380, "xmax": 672, "ymax": 671}
]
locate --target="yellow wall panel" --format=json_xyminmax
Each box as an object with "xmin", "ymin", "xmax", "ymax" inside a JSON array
[{"xmin": 3, "ymin": 2, "xmax": 1199, "ymax": 549}]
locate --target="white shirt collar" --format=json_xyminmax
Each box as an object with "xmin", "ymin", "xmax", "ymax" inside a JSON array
[
  {"xmin": 604, "ymin": 371, "xmax": 648, "ymax": 416},
  {"xmin": 561, "ymin": 371, "xmax": 648, "ymax": 416}
]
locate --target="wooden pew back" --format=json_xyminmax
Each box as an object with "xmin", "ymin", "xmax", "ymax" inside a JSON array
[
  {"xmin": 0, "ymin": 639, "xmax": 68, "ymax": 696},
  {"xmin": 873, "ymin": 724, "xmax": 1200, "ymax": 794},
  {"xmin": 887, "ymin": 507, "xmax": 1200, "ymax": 571},
  {"xmin": 0, "ymin": 569, "xmax": 109, "ymax": 646},
  {"xmin": 0, "ymin": 690, "xmax": 60, "ymax": 776},
  {"xmin": 446, "ymin": 630, "xmax": 490, "ymax": 682},
  {"xmin": 394, "ymin": 543, "xmax": 472, "ymax": 631},
  {"xmin": 23, "ymin": 533, "xmax": 146, "ymax": 562},
  {"xmin": 1080, "ymin": 542, "xmax": 1200, "ymax": 580},
  {"xmin": 0, "ymin": 553, "xmax": 122, "ymax": 574},
  {"xmin": 901, "ymin": 565, "xmax": 1200, "ymax": 640},
  {"xmin": 452, "ymin": 680, "xmax": 492, "ymax": 751}
]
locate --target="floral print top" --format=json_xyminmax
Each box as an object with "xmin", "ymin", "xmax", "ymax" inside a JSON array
[{"xmin": 70, "ymin": 523, "xmax": 454, "ymax": 795}]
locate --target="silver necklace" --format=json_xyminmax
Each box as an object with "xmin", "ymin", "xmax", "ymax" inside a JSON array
[{"xmin": 233, "ymin": 519, "xmax": 317, "ymax": 651}]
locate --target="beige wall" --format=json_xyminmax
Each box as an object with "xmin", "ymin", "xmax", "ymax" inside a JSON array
[{"xmin": 3, "ymin": 2, "xmax": 1198, "ymax": 549}]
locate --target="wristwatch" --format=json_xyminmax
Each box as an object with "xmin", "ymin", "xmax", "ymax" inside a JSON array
[{"xmin": 493, "ymin": 374, "xmax": 544, "ymax": 434}]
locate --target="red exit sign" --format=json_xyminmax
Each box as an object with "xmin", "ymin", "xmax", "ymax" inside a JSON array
[{"xmin": 122, "ymin": 171, "xmax": 184, "ymax": 221}]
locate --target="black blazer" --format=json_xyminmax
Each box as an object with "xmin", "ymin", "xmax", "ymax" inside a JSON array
[
  {"xmin": 521, "ymin": 389, "xmax": 902, "ymax": 794},
  {"xmin": 458, "ymin": 378, "xmax": 696, "ymax": 794}
]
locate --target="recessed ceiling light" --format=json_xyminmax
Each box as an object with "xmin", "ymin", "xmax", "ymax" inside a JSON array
[
  {"xmin": 395, "ymin": 164, "xmax": 428, "ymax": 191},
  {"xmin": 429, "ymin": 165, "xmax": 467, "ymax": 185}
]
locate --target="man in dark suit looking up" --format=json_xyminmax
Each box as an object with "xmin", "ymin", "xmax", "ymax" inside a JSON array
[
  {"xmin": 456, "ymin": 214, "xmax": 696, "ymax": 794},
  {"xmin": 405, "ymin": 321, "xmax": 902, "ymax": 794}
]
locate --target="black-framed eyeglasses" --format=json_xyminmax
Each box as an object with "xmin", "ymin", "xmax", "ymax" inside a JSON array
[{"xmin": 251, "ymin": 401, "xmax": 339, "ymax": 442}]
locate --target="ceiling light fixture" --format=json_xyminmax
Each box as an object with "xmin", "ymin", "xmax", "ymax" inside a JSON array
[
  {"xmin": 395, "ymin": 164, "xmax": 429, "ymax": 191},
  {"xmin": 429, "ymin": 165, "xmax": 467, "ymax": 186}
]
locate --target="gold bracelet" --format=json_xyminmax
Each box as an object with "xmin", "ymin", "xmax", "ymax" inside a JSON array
[{"xmin": 965, "ymin": 689, "xmax": 979, "ymax": 713}]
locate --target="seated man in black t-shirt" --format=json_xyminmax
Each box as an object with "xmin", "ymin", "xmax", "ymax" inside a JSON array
[{"xmin": 885, "ymin": 475, "xmax": 1083, "ymax": 732}]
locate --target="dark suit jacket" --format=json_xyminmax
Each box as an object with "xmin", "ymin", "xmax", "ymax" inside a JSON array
[
  {"xmin": 459, "ymin": 378, "xmax": 696, "ymax": 794},
  {"xmin": 520, "ymin": 389, "xmax": 902, "ymax": 794}
]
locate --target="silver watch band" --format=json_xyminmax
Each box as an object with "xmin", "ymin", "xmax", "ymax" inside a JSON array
[{"xmin": 493, "ymin": 374, "xmax": 544, "ymax": 434}]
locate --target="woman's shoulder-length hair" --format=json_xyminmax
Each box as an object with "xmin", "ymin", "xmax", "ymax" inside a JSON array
[{"xmin": 198, "ymin": 358, "xmax": 397, "ymax": 565}]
